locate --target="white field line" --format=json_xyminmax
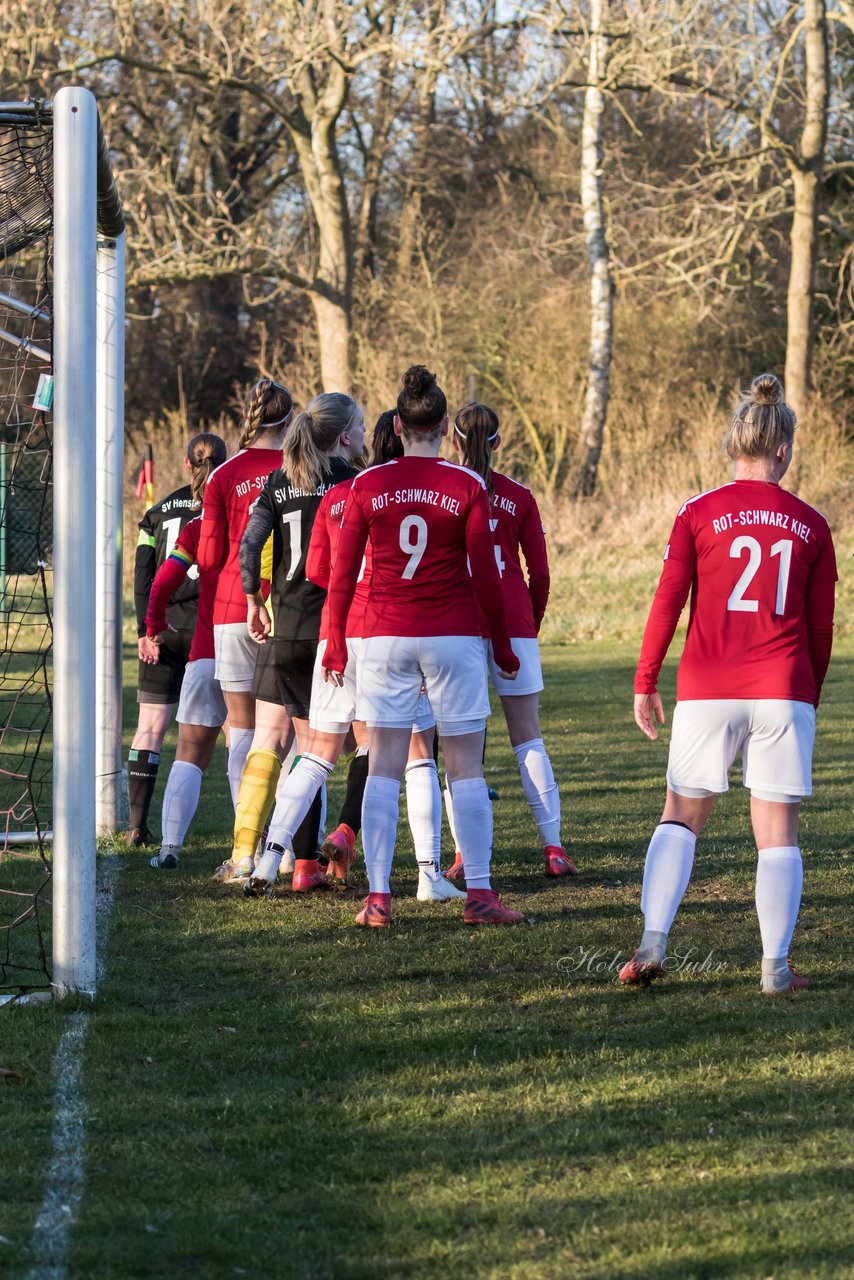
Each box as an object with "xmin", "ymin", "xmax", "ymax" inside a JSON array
[{"xmin": 24, "ymin": 854, "xmax": 121, "ymax": 1280}]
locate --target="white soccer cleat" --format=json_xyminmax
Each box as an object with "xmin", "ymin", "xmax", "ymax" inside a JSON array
[
  {"xmin": 244, "ymin": 846, "xmax": 284, "ymax": 897},
  {"xmin": 416, "ymin": 872, "xmax": 467, "ymax": 902}
]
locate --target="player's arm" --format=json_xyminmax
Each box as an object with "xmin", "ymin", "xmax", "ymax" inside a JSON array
[
  {"xmin": 145, "ymin": 546, "xmax": 194, "ymax": 640},
  {"xmin": 466, "ymin": 490, "xmax": 519, "ymax": 676},
  {"xmin": 133, "ymin": 510, "xmax": 157, "ymax": 638},
  {"xmin": 240, "ymin": 489, "xmax": 276, "ymax": 642},
  {"xmin": 323, "ymin": 494, "xmax": 370, "ymax": 679},
  {"xmin": 805, "ymin": 530, "xmax": 838, "ymax": 706},
  {"xmin": 197, "ymin": 474, "xmax": 226, "ymax": 573},
  {"xmin": 306, "ymin": 497, "xmax": 333, "ymax": 590},
  {"xmin": 519, "ymin": 493, "xmax": 550, "ymax": 632},
  {"xmin": 633, "ymin": 513, "xmax": 695, "ymax": 736}
]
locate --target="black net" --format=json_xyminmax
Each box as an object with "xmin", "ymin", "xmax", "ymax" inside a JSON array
[{"xmin": 0, "ymin": 114, "xmax": 53, "ymax": 993}]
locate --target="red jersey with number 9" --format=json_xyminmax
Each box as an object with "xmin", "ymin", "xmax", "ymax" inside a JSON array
[
  {"xmin": 635, "ymin": 480, "xmax": 837, "ymax": 704},
  {"xmin": 324, "ymin": 455, "xmax": 517, "ymax": 674}
]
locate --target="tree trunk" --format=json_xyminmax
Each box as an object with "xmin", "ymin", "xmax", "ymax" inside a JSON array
[
  {"xmin": 577, "ymin": 0, "xmax": 614, "ymax": 498},
  {"xmin": 784, "ymin": 0, "xmax": 828, "ymax": 418}
]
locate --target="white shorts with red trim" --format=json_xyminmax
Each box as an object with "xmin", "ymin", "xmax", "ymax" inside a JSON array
[
  {"xmin": 312, "ymin": 638, "xmax": 435, "ymax": 735},
  {"xmin": 356, "ymin": 634, "xmax": 488, "ymax": 736},
  {"xmin": 667, "ymin": 698, "xmax": 816, "ymax": 800},
  {"xmin": 176, "ymin": 658, "xmax": 227, "ymax": 729},
  {"xmin": 214, "ymin": 622, "xmax": 258, "ymax": 693},
  {"xmin": 486, "ymin": 637, "xmax": 544, "ymax": 697}
]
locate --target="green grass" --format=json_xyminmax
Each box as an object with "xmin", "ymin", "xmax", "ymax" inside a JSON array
[{"xmin": 2, "ymin": 640, "xmax": 854, "ymax": 1278}]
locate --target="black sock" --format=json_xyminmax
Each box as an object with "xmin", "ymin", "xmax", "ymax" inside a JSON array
[
  {"xmin": 292, "ymin": 790, "xmax": 322, "ymax": 859},
  {"xmin": 127, "ymin": 749, "xmax": 160, "ymax": 833},
  {"xmin": 337, "ymin": 752, "xmax": 369, "ymax": 837}
]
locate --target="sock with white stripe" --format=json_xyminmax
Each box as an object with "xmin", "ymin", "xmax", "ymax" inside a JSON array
[
  {"xmin": 513, "ymin": 737, "xmax": 561, "ymax": 846},
  {"xmin": 361, "ymin": 776, "xmax": 400, "ymax": 894},
  {"xmin": 755, "ymin": 846, "xmax": 803, "ymax": 960},
  {"xmin": 450, "ymin": 777, "xmax": 493, "ymax": 889},
  {"xmin": 160, "ymin": 759, "xmax": 203, "ymax": 849},
  {"xmin": 405, "ymin": 759, "xmax": 442, "ymax": 880}
]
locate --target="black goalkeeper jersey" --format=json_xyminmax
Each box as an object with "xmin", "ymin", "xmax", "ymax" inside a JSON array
[
  {"xmin": 134, "ymin": 484, "xmax": 200, "ymax": 637},
  {"xmin": 239, "ymin": 457, "xmax": 356, "ymax": 642}
]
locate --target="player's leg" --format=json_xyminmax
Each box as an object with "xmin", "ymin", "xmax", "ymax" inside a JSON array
[
  {"xmin": 499, "ymin": 687, "xmax": 575, "ymax": 879},
  {"xmin": 354, "ymin": 635, "xmax": 424, "ymax": 927},
  {"xmin": 222, "ymin": 691, "xmax": 255, "ymax": 806},
  {"xmin": 620, "ymin": 699, "xmax": 743, "ymax": 985},
  {"xmin": 151, "ymin": 659, "xmax": 227, "ymax": 869},
  {"xmin": 324, "ymin": 721, "xmax": 369, "ymax": 885},
  {"xmin": 248, "ymin": 637, "xmax": 354, "ymax": 894},
  {"xmin": 744, "ymin": 699, "xmax": 815, "ymax": 995},
  {"xmin": 423, "ymin": 635, "xmax": 523, "ymax": 925},
  {"xmin": 214, "ymin": 623, "xmax": 258, "ymax": 804},
  {"xmin": 408, "ymin": 719, "xmax": 465, "ymax": 902},
  {"xmin": 126, "ymin": 699, "xmax": 176, "ymax": 845}
]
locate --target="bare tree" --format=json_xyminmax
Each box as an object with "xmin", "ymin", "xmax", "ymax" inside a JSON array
[{"xmin": 577, "ymin": 0, "xmax": 614, "ymax": 497}]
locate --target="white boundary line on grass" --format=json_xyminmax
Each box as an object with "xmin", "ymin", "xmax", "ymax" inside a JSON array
[{"xmin": 25, "ymin": 853, "xmax": 120, "ymax": 1280}]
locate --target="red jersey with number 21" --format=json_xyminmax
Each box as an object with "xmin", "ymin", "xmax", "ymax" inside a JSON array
[
  {"xmin": 635, "ymin": 480, "xmax": 837, "ymax": 704},
  {"xmin": 324, "ymin": 455, "xmax": 517, "ymax": 673}
]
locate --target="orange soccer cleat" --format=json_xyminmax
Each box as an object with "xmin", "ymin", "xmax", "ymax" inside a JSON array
[
  {"xmin": 463, "ymin": 889, "xmax": 525, "ymax": 926},
  {"xmin": 323, "ymin": 823, "xmax": 357, "ymax": 885},
  {"xmin": 544, "ymin": 845, "xmax": 578, "ymax": 877},
  {"xmin": 292, "ymin": 858, "xmax": 328, "ymax": 893},
  {"xmin": 444, "ymin": 853, "xmax": 465, "ymax": 881},
  {"xmin": 355, "ymin": 892, "xmax": 392, "ymax": 928}
]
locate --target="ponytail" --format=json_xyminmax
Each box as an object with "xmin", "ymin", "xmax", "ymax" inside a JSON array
[
  {"xmin": 238, "ymin": 378, "xmax": 293, "ymax": 449},
  {"xmin": 453, "ymin": 402, "xmax": 499, "ymax": 497},
  {"xmin": 370, "ymin": 409, "xmax": 402, "ymax": 466},
  {"xmin": 187, "ymin": 431, "xmax": 228, "ymax": 505},
  {"xmin": 282, "ymin": 392, "xmax": 361, "ymax": 492}
]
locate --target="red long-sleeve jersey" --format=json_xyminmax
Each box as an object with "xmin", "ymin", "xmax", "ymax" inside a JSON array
[
  {"xmin": 635, "ymin": 480, "xmax": 837, "ymax": 705},
  {"xmin": 485, "ymin": 470, "xmax": 550, "ymax": 637},
  {"xmin": 145, "ymin": 517, "xmax": 214, "ymax": 661},
  {"xmin": 306, "ymin": 478, "xmax": 372, "ymax": 641},
  {"xmin": 198, "ymin": 447, "xmax": 282, "ymax": 625},
  {"xmin": 323, "ymin": 456, "xmax": 518, "ymax": 674}
]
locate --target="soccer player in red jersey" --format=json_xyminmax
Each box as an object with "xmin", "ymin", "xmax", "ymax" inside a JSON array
[
  {"xmin": 246, "ymin": 409, "xmax": 464, "ymax": 905},
  {"xmin": 216, "ymin": 393, "xmax": 364, "ymax": 886},
  {"xmin": 620, "ymin": 374, "xmax": 837, "ymax": 995},
  {"xmin": 443, "ymin": 402, "xmax": 576, "ymax": 880},
  {"xmin": 321, "ymin": 365, "xmax": 525, "ymax": 928},
  {"xmin": 198, "ymin": 379, "xmax": 292, "ymax": 807}
]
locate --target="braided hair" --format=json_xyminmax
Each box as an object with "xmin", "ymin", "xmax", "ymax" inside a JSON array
[
  {"xmin": 238, "ymin": 378, "xmax": 293, "ymax": 449},
  {"xmin": 187, "ymin": 431, "xmax": 228, "ymax": 505}
]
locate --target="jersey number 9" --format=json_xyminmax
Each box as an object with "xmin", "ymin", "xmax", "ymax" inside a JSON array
[{"xmin": 399, "ymin": 515, "xmax": 428, "ymax": 580}]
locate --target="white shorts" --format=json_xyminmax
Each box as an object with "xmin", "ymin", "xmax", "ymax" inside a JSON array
[
  {"xmin": 176, "ymin": 658, "xmax": 227, "ymax": 729},
  {"xmin": 667, "ymin": 699, "xmax": 816, "ymax": 801},
  {"xmin": 486, "ymin": 637, "xmax": 544, "ymax": 697},
  {"xmin": 357, "ymin": 634, "xmax": 488, "ymax": 736},
  {"xmin": 311, "ymin": 639, "xmax": 436, "ymax": 735},
  {"xmin": 214, "ymin": 622, "xmax": 258, "ymax": 692}
]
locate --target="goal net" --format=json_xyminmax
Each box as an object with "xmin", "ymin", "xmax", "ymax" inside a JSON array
[{"xmin": 0, "ymin": 93, "xmax": 125, "ymax": 998}]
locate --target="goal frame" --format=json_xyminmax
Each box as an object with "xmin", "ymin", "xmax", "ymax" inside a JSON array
[{"xmin": 0, "ymin": 87, "xmax": 126, "ymax": 996}]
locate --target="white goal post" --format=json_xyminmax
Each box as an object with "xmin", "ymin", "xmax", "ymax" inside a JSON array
[{"xmin": 51, "ymin": 86, "xmax": 125, "ymax": 996}]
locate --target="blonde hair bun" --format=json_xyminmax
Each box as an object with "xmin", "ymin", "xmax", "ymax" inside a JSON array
[{"xmin": 749, "ymin": 372, "xmax": 784, "ymax": 406}]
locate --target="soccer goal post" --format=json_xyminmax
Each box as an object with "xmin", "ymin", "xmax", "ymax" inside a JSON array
[{"xmin": 0, "ymin": 87, "xmax": 125, "ymax": 998}]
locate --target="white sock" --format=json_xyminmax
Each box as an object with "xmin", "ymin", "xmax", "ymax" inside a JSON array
[
  {"xmin": 266, "ymin": 754, "xmax": 333, "ymax": 851},
  {"xmin": 513, "ymin": 737, "xmax": 561, "ymax": 847},
  {"xmin": 405, "ymin": 759, "xmax": 442, "ymax": 877},
  {"xmin": 755, "ymin": 846, "xmax": 803, "ymax": 960},
  {"xmin": 450, "ymin": 776, "xmax": 492, "ymax": 889},
  {"xmin": 361, "ymin": 775, "xmax": 400, "ymax": 894},
  {"xmin": 444, "ymin": 780, "xmax": 459, "ymax": 851},
  {"xmin": 640, "ymin": 822, "xmax": 697, "ymax": 935},
  {"xmin": 227, "ymin": 727, "xmax": 254, "ymax": 808},
  {"xmin": 318, "ymin": 782, "xmax": 328, "ymax": 848},
  {"xmin": 160, "ymin": 760, "xmax": 203, "ymax": 848}
]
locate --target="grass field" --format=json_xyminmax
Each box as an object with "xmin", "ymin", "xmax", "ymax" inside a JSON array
[{"xmin": 2, "ymin": 638, "xmax": 853, "ymax": 1279}]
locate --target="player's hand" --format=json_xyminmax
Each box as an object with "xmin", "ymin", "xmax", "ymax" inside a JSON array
[
  {"xmin": 634, "ymin": 692, "xmax": 665, "ymax": 740},
  {"xmin": 247, "ymin": 599, "xmax": 271, "ymax": 643},
  {"xmin": 498, "ymin": 668, "xmax": 517, "ymax": 680},
  {"xmin": 139, "ymin": 635, "xmax": 160, "ymax": 665},
  {"xmin": 322, "ymin": 666, "xmax": 345, "ymax": 687}
]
